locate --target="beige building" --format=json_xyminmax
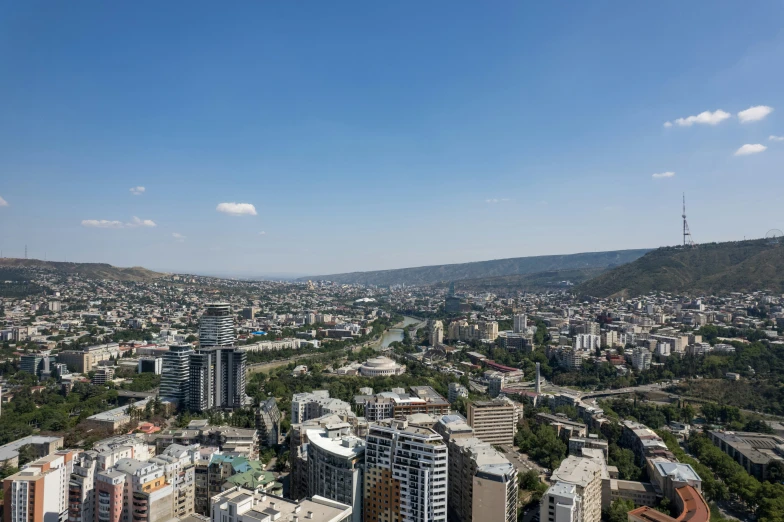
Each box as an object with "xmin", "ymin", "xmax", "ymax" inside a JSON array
[
  {"xmin": 541, "ymin": 455, "xmax": 605, "ymax": 522},
  {"xmin": 467, "ymin": 400, "xmax": 517, "ymax": 446},
  {"xmin": 438, "ymin": 416, "xmax": 517, "ymax": 522}
]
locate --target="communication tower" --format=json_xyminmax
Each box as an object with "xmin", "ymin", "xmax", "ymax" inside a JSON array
[{"xmin": 682, "ymin": 194, "xmax": 695, "ymax": 247}]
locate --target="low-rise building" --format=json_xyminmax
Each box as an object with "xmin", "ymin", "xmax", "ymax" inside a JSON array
[
  {"xmin": 707, "ymin": 431, "xmax": 784, "ymax": 481},
  {"xmin": 211, "ymin": 487, "xmax": 352, "ymax": 522}
]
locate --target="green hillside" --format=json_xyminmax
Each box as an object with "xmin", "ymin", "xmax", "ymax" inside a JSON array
[
  {"xmin": 299, "ymin": 249, "xmax": 651, "ymax": 286},
  {"xmin": 429, "ymin": 267, "xmax": 607, "ymax": 293},
  {"xmin": 0, "ymin": 258, "xmax": 165, "ymax": 282},
  {"xmin": 577, "ymin": 239, "xmax": 784, "ymax": 297}
]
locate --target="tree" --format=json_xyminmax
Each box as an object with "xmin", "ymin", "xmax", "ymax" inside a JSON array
[
  {"xmin": 606, "ymin": 499, "xmax": 635, "ymax": 522},
  {"xmin": 17, "ymin": 444, "xmax": 36, "ymax": 466}
]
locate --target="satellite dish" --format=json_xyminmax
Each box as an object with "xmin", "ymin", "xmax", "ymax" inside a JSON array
[{"xmin": 766, "ymin": 229, "xmax": 783, "ymax": 245}]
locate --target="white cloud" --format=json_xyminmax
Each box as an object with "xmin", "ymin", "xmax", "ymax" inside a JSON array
[
  {"xmin": 485, "ymin": 198, "xmax": 510, "ymax": 204},
  {"xmin": 673, "ymin": 110, "xmax": 731, "ymax": 127},
  {"xmin": 129, "ymin": 186, "xmax": 146, "ymax": 196},
  {"xmin": 82, "ymin": 219, "xmax": 125, "ymax": 229},
  {"xmin": 81, "ymin": 216, "xmax": 157, "ymax": 229},
  {"xmin": 0, "ymin": 196, "xmax": 8, "ymax": 207},
  {"xmin": 769, "ymin": 135, "xmax": 784, "ymax": 142},
  {"xmin": 258, "ymin": 231, "xmax": 266, "ymax": 236},
  {"xmin": 663, "ymin": 121, "xmax": 673, "ymax": 128},
  {"xmin": 172, "ymin": 232, "xmax": 186, "ymax": 242},
  {"xmin": 129, "ymin": 216, "xmax": 157, "ymax": 227},
  {"xmin": 216, "ymin": 202, "xmax": 257, "ymax": 216},
  {"xmin": 652, "ymin": 171, "xmax": 675, "ymax": 179},
  {"xmin": 738, "ymin": 105, "xmax": 773, "ymax": 123},
  {"xmin": 734, "ymin": 143, "xmax": 767, "ymax": 156}
]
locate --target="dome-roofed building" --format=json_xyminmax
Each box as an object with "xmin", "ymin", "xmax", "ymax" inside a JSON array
[{"xmin": 359, "ymin": 356, "xmax": 406, "ymax": 377}]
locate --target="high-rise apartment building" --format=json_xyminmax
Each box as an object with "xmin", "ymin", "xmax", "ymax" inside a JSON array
[
  {"xmin": 364, "ymin": 419, "xmax": 447, "ymax": 522},
  {"xmin": 467, "ymin": 400, "xmax": 518, "ymax": 446},
  {"xmin": 437, "ymin": 416, "xmax": 517, "ymax": 522},
  {"xmin": 513, "ymin": 314, "xmax": 528, "ymax": 334},
  {"xmin": 160, "ymin": 345, "xmax": 193, "ymax": 405},
  {"xmin": 306, "ymin": 426, "xmax": 365, "ymax": 522},
  {"xmin": 198, "ymin": 303, "xmax": 235, "ymax": 348},
  {"xmin": 187, "ymin": 351, "xmax": 213, "ymax": 411},
  {"xmin": 191, "ymin": 303, "xmax": 245, "ymax": 410},
  {"xmin": 3, "ymin": 450, "xmax": 76, "ymax": 522}
]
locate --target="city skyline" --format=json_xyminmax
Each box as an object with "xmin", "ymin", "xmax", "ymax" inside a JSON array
[{"xmin": 2, "ymin": 2, "xmax": 784, "ymax": 276}]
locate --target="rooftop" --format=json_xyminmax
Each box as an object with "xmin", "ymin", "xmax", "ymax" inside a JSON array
[
  {"xmin": 305, "ymin": 428, "xmax": 365, "ymax": 459},
  {"xmin": 551, "ymin": 455, "xmax": 605, "ymax": 488}
]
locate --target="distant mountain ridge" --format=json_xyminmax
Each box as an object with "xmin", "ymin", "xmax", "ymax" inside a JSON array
[
  {"xmin": 0, "ymin": 258, "xmax": 165, "ymax": 282},
  {"xmin": 576, "ymin": 239, "xmax": 784, "ymax": 297},
  {"xmin": 298, "ymin": 249, "xmax": 652, "ymax": 286}
]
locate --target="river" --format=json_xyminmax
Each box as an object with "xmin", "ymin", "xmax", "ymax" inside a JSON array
[{"xmin": 379, "ymin": 316, "xmax": 422, "ymax": 348}]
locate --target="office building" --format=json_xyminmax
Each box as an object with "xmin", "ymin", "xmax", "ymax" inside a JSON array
[
  {"xmin": 467, "ymin": 400, "xmax": 517, "ymax": 446},
  {"xmin": 20, "ymin": 352, "xmax": 50, "ymax": 378},
  {"xmin": 364, "ymin": 419, "xmax": 447, "ymax": 522},
  {"xmin": 256, "ymin": 398, "xmax": 282, "ymax": 447},
  {"xmin": 3, "ymin": 450, "xmax": 76, "ymax": 522},
  {"xmin": 92, "ymin": 368, "xmax": 114, "ymax": 386},
  {"xmin": 211, "ymin": 487, "xmax": 352, "ymax": 522},
  {"xmin": 199, "ymin": 303, "xmax": 235, "ymax": 348},
  {"xmin": 305, "ymin": 427, "xmax": 365, "ymax": 522},
  {"xmin": 568, "ymin": 437, "xmax": 609, "ymax": 460},
  {"xmin": 497, "ymin": 332, "xmax": 533, "ymax": 353},
  {"xmin": 137, "ymin": 357, "xmax": 162, "ymax": 375}
]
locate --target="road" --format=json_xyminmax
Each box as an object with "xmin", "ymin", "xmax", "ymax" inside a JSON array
[{"xmin": 499, "ymin": 444, "xmax": 546, "ymax": 476}]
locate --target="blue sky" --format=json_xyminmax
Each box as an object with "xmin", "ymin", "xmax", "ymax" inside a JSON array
[{"xmin": 1, "ymin": 1, "xmax": 783, "ymax": 277}]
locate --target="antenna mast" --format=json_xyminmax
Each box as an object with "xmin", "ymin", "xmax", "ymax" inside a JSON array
[{"xmin": 682, "ymin": 193, "xmax": 695, "ymax": 247}]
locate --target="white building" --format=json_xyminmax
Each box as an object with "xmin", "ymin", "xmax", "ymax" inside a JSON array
[
  {"xmin": 513, "ymin": 314, "xmax": 528, "ymax": 334},
  {"xmin": 631, "ymin": 347, "xmax": 652, "ymax": 371},
  {"xmin": 573, "ymin": 334, "xmax": 601, "ymax": 351},
  {"xmin": 365, "ymin": 419, "xmax": 448, "ymax": 522},
  {"xmin": 358, "ymin": 356, "xmax": 405, "ymax": 377},
  {"xmin": 291, "ymin": 391, "xmax": 352, "ymax": 423},
  {"xmin": 211, "ymin": 487, "xmax": 352, "ymax": 522}
]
